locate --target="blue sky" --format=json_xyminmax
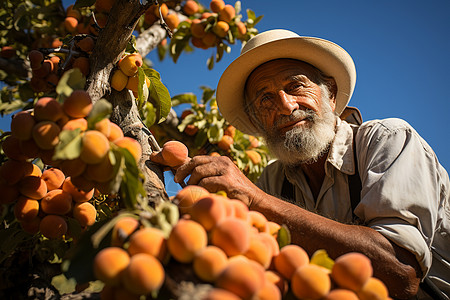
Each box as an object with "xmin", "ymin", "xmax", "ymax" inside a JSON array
[{"xmin": 2, "ymin": 0, "xmax": 449, "ymax": 196}]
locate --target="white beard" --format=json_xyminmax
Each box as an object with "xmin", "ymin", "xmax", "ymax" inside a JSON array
[{"xmin": 262, "ymin": 88, "xmax": 337, "ymax": 166}]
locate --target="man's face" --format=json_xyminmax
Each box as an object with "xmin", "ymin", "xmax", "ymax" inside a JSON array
[{"xmin": 245, "ymin": 59, "xmax": 337, "ymax": 165}]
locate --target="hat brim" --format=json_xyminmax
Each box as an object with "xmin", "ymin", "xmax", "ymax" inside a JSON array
[{"xmin": 216, "ymin": 32, "xmax": 356, "ymax": 136}]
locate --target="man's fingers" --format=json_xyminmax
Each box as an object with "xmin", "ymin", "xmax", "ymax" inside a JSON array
[{"xmin": 174, "ymin": 155, "xmax": 210, "ymax": 183}]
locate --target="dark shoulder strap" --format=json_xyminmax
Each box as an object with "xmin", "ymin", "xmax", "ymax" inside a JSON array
[{"xmin": 348, "ymin": 126, "xmax": 362, "ymax": 219}]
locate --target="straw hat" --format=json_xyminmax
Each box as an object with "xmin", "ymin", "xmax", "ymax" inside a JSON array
[{"xmin": 216, "ymin": 29, "xmax": 356, "ymax": 135}]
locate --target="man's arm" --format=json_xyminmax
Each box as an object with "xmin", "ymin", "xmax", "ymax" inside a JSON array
[{"xmin": 175, "ymin": 155, "xmax": 422, "ymax": 299}]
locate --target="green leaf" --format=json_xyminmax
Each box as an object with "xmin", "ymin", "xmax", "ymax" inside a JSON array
[
  {"xmin": 277, "ymin": 224, "xmax": 291, "ymax": 249},
  {"xmin": 194, "ymin": 129, "xmax": 208, "ymax": 148},
  {"xmin": 86, "ymin": 98, "xmax": 112, "ymax": 129},
  {"xmin": 310, "ymin": 249, "xmax": 335, "ymax": 271},
  {"xmin": 146, "ymin": 69, "xmax": 171, "ymax": 124},
  {"xmin": 171, "ymin": 93, "xmax": 197, "ymax": 106},
  {"xmin": 143, "ymin": 102, "xmax": 157, "ymax": 128},
  {"xmin": 74, "ymin": 0, "xmax": 96, "ymax": 9},
  {"xmin": 56, "ymin": 69, "xmax": 86, "ymax": 98},
  {"xmin": 119, "ymin": 147, "xmax": 146, "ymax": 210},
  {"xmin": 207, "ymin": 125, "xmax": 223, "ymax": 143},
  {"xmin": 177, "ymin": 113, "xmax": 196, "ymax": 132},
  {"xmin": 53, "ymin": 129, "xmax": 82, "ymax": 160},
  {"xmin": 207, "ymin": 55, "xmax": 214, "ymax": 70},
  {"xmin": 136, "ymin": 68, "xmax": 149, "ymax": 110},
  {"xmin": 0, "ymin": 226, "xmax": 32, "ymax": 265},
  {"xmin": 200, "ymin": 86, "xmax": 216, "ymax": 103}
]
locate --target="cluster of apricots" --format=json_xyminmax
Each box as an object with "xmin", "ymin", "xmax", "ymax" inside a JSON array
[
  {"xmin": 92, "ymin": 184, "xmax": 391, "ymax": 299},
  {"xmin": 2, "ymin": 89, "xmax": 142, "ymax": 196},
  {"xmin": 0, "ymin": 162, "xmax": 96, "ymax": 239},
  {"xmin": 142, "ymin": 2, "xmax": 180, "ymax": 32},
  {"xmin": 63, "ymin": 4, "xmax": 108, "ymax": 37},
  {"xmin": 110, "ymin": 52, "xmax": 149, "ymax": 96}
]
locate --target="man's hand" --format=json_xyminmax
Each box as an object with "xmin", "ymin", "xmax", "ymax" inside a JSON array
[{"xmin": 174, "ymin": 155, "xmax": 261, "ymax": 206}]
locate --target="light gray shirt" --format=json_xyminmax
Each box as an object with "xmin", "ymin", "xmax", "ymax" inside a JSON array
[{"xmin": 257, "ymin": 117, "xmax": 449, "ymax": 298}]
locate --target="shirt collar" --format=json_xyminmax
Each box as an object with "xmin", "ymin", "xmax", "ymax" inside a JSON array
[{"xmin": 326, "ymin": 117, "xmax": 356, "ymax": 175}]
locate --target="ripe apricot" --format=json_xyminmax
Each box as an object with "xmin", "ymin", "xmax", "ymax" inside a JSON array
[
  {"xmin": 144, "ymin": 11, "xmax": 157, "ymax": 25},
  {"xmin": 190, "ymin": 195, "xmax": 227, "ymax": 231},
  {"xmin": 191, "ymin": 37, "xmax": 208, "ymax": 49},
  {"xmin": 219, "ymin": 4, "xmax": 235, "ymax": 23},
  {"xmin": 34, "ymin": 97, "xmax": 64, "ymax": 123},
  {"xmin": 19, "ymin": 176, "xmax": 48, "ymax": 200},
  {"xmin": 224, "ymin": 125, "xmax": 236, "ymax": 137},
  {"xmin": 331, "ymin": 252, "xmax": 373, "ymax": 291},
  {"xmin": 193, "ymin": 245, "xmax": 228, "ymax": 282},
  {"xmin": 245, "ymin": 234, "xmax": 273, "ymax": 269},
  {"xmin": 72, "ymin": 56, "xmax": 90, "ymax": 76},
  {"xmin": 153, "ymin": 3, "xmax": 168, "ymax": 18},
  {"xmin": 95, "ymin": 0, "xmax": 115, "ymax": 13},
  {"xmin": 64, "ymin": 17, "xmax": 78, "ymax": 33},
  {"xmin": 164, "ymin": 14, "xmax": 180, "ymax": 31},
  {"xmin": 73, "ymin": 201, "xmax": 97, "ymax": 227},
  {"xmin": 114, "ymin": 137, "xmax": 142, "ymax": 163},
  {"xmin": 32, "ymin": 60, "xmax": 52, "ymax": 78},
  {"xmin": 190, "ymin": 19, "xmax": 206, "ymax": 38},
  {"xmin": 213, "ymin": 21, "xmax": 229, "ymax": 38},
  {"xmin": 111, "ymin": 216, "xmax": 140, "ymax": 247},
  {"xmin": 246, "ymin": 150, "xmax": 261, "ymax": 164},
  {"xmin": 85, "ymin": 154, "xmax": 114, "ymax": 183},
  {"xmin": 111, "ymin": 69, "xmax": 128, "ymax": 91},
  {"xmin": 174, "ymin": 185, "xmax": 210, "ymax": 214},
  {"xmin": 28, "ymin": 50, "xmax": 44, "ymax": 70},
  {"xmin": 183, "ymin": 0, "xmax": 199, "ymax": 15},
  {"xmin": 11, "ymin": 111, "xmax": 36, "ymax": 140},
  {"xmin": 324, "ymin": 289, "xmax": 359, "ymax": 300},
  {"xmin": 19, "ymin": 138, "xmax": 40, "ymax": 159},
  {"xmin": 14, "ymin": 196, "xmax": 40, "ymax": 222},
  {"xmin": 20, "ymin": 216, "xmax": 41, "ymax": 235},
  {"xmin": 41, "ymin": 189, "xmax": 73, "ymax": 215},
  {"xmin": 108, "ymin": 122, "xmax": 124, "ymax": 142},
  {"xmin": 356, "ymin": 277, "xmax": 389, "ymax": 300},
  {"xmin": 210, "ymin": 0, "xmax": 225, "ymax": 13},
  {"xmin": 202, "ymin": 32, "xmax": 218, "ymax": 48},
  {"xmin": 291, "ymin": 264, "xmax": 331, "ymax": 300},
  {"xmin": 122, "ymin": 253, "xmax": 165, "ymax": 295},
  {"xmin": 247, "ymin": 210, "xmax": 268, "ymax": 232},
  {"xmin": 167, "ymin": 219, "xmax": 207, "ymax": 263},
  {"xmin": 39, "ymin": 214, "xmax": 68, "ymax": 239},
  {"xmin": 32, "ymin": 121, "xmax": 60, "ymax": 150},
  {"xmin": 77, "ymin": 36, "xmax": 95, "ymax": 52},
  {"xmin": 264, "ymin": 270, "xmax": 288, "ymax": 297},
  {"xmin": 2, "ymin": 135, "xmax": 28, "ymax": 161},
  {"xmin": 62, "ymin": 176, "xmax": 95, "ymax": 202},
  {"xmin": 0, "ymin": 159, "xmax": 33, "ymax": 185},
  {"xmin": 211, "ymin": 217, "xmax": 251, "ymax": 257},
  {"xmin": 94, "ymin": 246, "xmax": 130, "ymax": 286},
  {"xmin": 59, "ymin": 158, "xmax": 87, "ymax": 178},
  {"xmin": 41, "ymin": 168, "xmax": 65, "ymax": 190},
  {"xmin": 1, "ymin": 46, "xmax": 15, "ymax": 58},
  {"xmin": 266, "ymin": 221, "xmax": 281, "ymax": 237},
  {"xmin": 0, "ymin": 181, "xmax": 20, "ymax": 204},
  {"xmin": 256, "ymin": 277, "xmax": 281, "ymax": 300},
  {"xmin": 215, "ymin": 257, "xmax": 265, "ymax": 300},
  {"xmin": 236, "ymin": 21, "xmax": 247, "ymax": 38},
  {"xmin": 28, "ymin": 164, "xmax": 44, "ymax": 178},
  {"xmin": 127, "ymin": 227, "xmax": 168, "ymax": 262},
  {"xmin": 62, "ymin": 118, "xmax": 88, "ymax": 132},
  {"xmin": 118, "ymin": 53, "xmax": 143, "ymax": 77},
  {"xmin": 273, "ymin": 244, "xmax": 309, "ymax": 280},
  {"xmin": 203, "ymin": 288, "xmax": 241, "ymax": 300},
  {"xmin": 63, "ymin": 90, "xmax": 93, "ymax": 118},
  {"xmin": 66, "ymin": 4, "xmax": 81, "ymax": 20},
  {"xmin": 80, "ymin": 130, "xmax": 110, "ymax": 164},
  {"xmin": 160, "ymin": 140, "xmax": 189, "ymax": 167},
  {"xmin": 218, "ymin": 134, "xmax": 233, "ymax": 151}
]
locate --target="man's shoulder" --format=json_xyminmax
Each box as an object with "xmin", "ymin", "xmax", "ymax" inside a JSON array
[{"xmin": 357, "ymin": 118, "xmax": 416, "ymax": 140}]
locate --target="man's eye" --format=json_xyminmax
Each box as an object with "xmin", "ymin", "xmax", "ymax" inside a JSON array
[{"xmin": 287, "ymin": 83, "xmax": 304, "ymax": 91}]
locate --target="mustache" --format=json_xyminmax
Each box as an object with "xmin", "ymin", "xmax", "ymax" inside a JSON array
[{"xmin": 274, "ymin": 108, "xmax": 316, "ymax": 128}]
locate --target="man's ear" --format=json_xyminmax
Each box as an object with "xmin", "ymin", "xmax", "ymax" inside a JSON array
[{"xmin": 326, "ymin": 77, "xmax": 338, "ymax": 111}]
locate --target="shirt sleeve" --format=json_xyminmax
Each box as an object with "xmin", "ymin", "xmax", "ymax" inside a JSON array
[{"xmin": 354, "ymin": 118, "xmax": 441, "ymax": 277}]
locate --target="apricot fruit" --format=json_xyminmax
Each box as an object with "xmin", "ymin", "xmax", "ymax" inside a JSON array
[
  {"xmin": 2, "ymin": 135, "xmax": 28, "ymax": 160},
  {"xmin": 114, "ymin": 137, "xmax": 142, "ymax": 163},
  {"xmin": 111, "ymin": 69, "xmax": 128, "ymax": 91},
  {"xmin": 20, "ymin": 216, "xmax": 41, "ymax": 235},
  {"xmin": 173, "ymin": 185, "xmax": 210, "ymax": 214},
  {"xmin": 0, "ymin": 181, "xmax": 20, "ymax": 204},
  {"xmin": 211, "ymin": 217, "xmax": 251, "ymax": 257},
  {"xmin": 218, "ymin": 134, "xmax": 233, "ymax": 151},
  {"xmin": 244, "ymin": 235, "xmax": 273, "ymax": 269},
  {"xmin": 63, "ymin": 90, "xmax": 93, "ymax": 118},
  {"xmin": 191, "ymin": 37, "xmax": 208, "ymax": 49},
  {"xmin": 59, "ymin": 158, "xmax": 87, "ymax": 178},
  {"xmin": 190, "ymin": 19, "xmax": 206, "ymax": 38},
  {"xmin": 122, "ymin": 253, "xmax": 165, "ymax": 295},
  {"xmin": 127, "ymin": 227, "xmax": 168, "ymax": 262},
  {"xmin": 64, "ymin": 17, "xmax": 78, "ymax": 33},
  {"xmin": 236, "ymin": 21, "xmax": 247, "ymax": 38},
  {"xmin": 69, "ymin": 174, "xmax": 96, "ymax": 193},
  {"xmin": 62, "ymin": 118, "xmax": 88, "ymax": 132},
  {"xmin": 1, "ymin": 46, "xmax": 15, "ymax": 58},
  {"xmin": 28, "ymin": 50, "xmax": 44, "ymax": 70},
  {"xmin": 356, "ymin": 277, "xmax": 389, "ymax": 300},
  {"xmin": 66, "ymin": 5, "xmax": 81, "ymax": 20},
  {"xmin": 256, "ymin": 278, "xmax": 281, "ymax": 300},
  {"xmin": 39, "ymin": 214, "xmax": 68, "ymax": 239},
  {"xmin": 291, "ymin": 264, "xmax": 331, "ymax": 300},
  {"xmin": 11, "ymin": 111, "xmax": 36, "ymax": 140},
  {"xmin": 161, "ymin": 140, "xmax": 189, "ymax": 167},
  {"xmin": 94, "ymin": 246, "xmax": 130, "ymax": 286},
  {"xmin": 167, "ymin": 219, "xmax": 207, "ymax": 263},
  {"xmin": 118, "ymin": 53, "xmax": 143, "ymax": 77},
  {"xmin": 14, "ymin": 196, "xmax": 40, "ymax": 222},
  {"xmin": 203, "ymin": 288, "xmax": 241, "ymax": 300},
  {"xmin": 264, "ymin": 270, "xmax": 288, "ymax": 297},
  {"xmin": 72, "ymin": 56, "xmax": 90, "ymax": 76},
  {"xmin": 77, "ymin": 36, "xmax": 95, "ymax": 52},
  {"xmin": 247, "ymin": 210, "xmax": 268, "ymax": 233},
  {"xmin": 108, "ymin": 122, "xmax": 124, "ymax": 142},
  {"xmin": 273, "ymin": 244, "xmax": 309, "ymax": 280},
  {"xmin": 324, "ymin": 289, "xmax": 359, "ymax": 300},
  {"xmin": 32, "ymin": 121, "xmax": 60, "ymax": 150},
  {"xmin": 0, "ymin": 159, "xmax": 33, "ymax": 185},
  {"xmin": 246, "ymin": 150, "xmax": 261, "ymax": 164},
  {"xmin": 183, "ymin": 0, "xmax": 199, "ymax": 15},
  {"xmin": 331, "ymin": 252, "xmax": 373, "ymax": 291},
  {"xmin": 111, "ymin": 216, "xmax": 139, "ymax": 247},
  {"xmin": 19, "ymin": 176, "xmax": 48, "ymax": 200},
  {"xmin": 190, "ymin": 195, "xmax": 227, "ymax": 231},
  {"xmin": 213, "ymin": 21, "xmax": 229, "ymax": 38},
  {"xmin": 62, "ymin": 176, "xmax": 95, "ymax": 202},
  {"xmin": 85, "ymin": 154, "xmax": 114, "ymax": 183},
  {"xmin": 193, "ymin": 245, "xmax": 228, "ymax": 282},
  {"xmin": 41, "ymin": 168, "xmax": 65, "ymax": 191},
  {"xmin": 80, "ymin": 130, "xmax": 110, "ymax": 164},
  {"xmin": 95, "ymin": 0, "xmax": 115, "ymax": 13},
  {"xmin": 19, "ymin": 138, "xmax": 40, "ymax": 159},
  {"xmin": 202, "ymin": 32, "xmax": 218, "ymax": 48},
  {"xmin": 219, "ymin": 4, "xmax": 235, "ymax": 23},
  {"xmin": 41, "ymin": 189, "xmax": 73, "ymax": 215},
  {"xmin": 164, "ymin": 14, "xmax": 180, "ymax": 31},
  {"xmin": 73, "ymin": 201, "xmax": 97, "ymax": 227},
  {"xmin": 210, "ymin": 0, "xmax": 225, "ymax": 13}
]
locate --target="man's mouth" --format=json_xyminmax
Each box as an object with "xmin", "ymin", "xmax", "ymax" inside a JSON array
[{"xmin": 278, "ymin": 118, "xmax": 306, "ymax": 132}]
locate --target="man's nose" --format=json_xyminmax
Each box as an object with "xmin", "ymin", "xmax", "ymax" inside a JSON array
[{"xmin": 277, "ymin": 90, "xmax": 299, "ymax": 115}]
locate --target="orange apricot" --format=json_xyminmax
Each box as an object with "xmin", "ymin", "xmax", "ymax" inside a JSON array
[
  {"xmin": 77, "ymin": 36, "xmax": 95, "ymax": 52},
  {"xmin": 256, "ymin": 277, "xmax": 281, "ymax": 300},
  {"xmin": 19, "ymin": 176, "xmax": 48, "ymax": 200},
  {"xmin": 191, "ymin": 37, "xmax": 208, "ymax": 49},
  {"xmin": 20, "ymin": 216, "xmax": 41, "ymax": 235},
  {"xmin": 264, "ymin": 270, "xmax": 288, "ymax": 297},
  {"xmin": 167, "ymin": 219, "xmax": 208, "ymax": 263},
  {"xmin": 213, "ymin": 21, "xmax": 229, "ymax": 38},
  {"xmin": 111, "ymin": 69, "xmax": 128, "ymax": 91},
  {"xmin": 28, "ymin": 50, "xmax": 44, "ymax": 70},
  {"xmin": 291, "ymin": 264, "xmax": 331, "ymax": 300},
  {"xmin": 153, "ymin": 3, "xmax": 168, "ymax": 18},
  {"xmin": 85, "ymin": 154, "xmax": 114, "ymax": 183},
  {"xmin": 94, "ymin": 246, "xmax": 130, "ymax": 286},
  {"xmin": 202, "ymin": 32, "xmax": 218, "ymax": 48},
  {"xmin": 95, "ymin": 0, "xmax": 115, "ymax": 13},
  {"xmin": 0, "ymin": 181, "xmax": 20, "ymax": 204},
  {"xmin": 114, "ymin": 137, "xmax": 142, "ymax": 163},
  {"xmin": 203, "ymin": 288, "xmax": 241, "ymax": 300},
  {"xmin": 127, "ymin": 227, "xmax": 168, "ymax": 262},
  {"xmin": 331, "ymin": 252, "xmax": 373, "ymax": 291},
  {"xmin": 118, "ymin": 53, "xmax": 143, "ymax": 77},
  {"xmin": 66, "ymin": 4, "xmax": 81, "ymax": 20},
  {"xmin": 218, "ymin": 134, "xmax": 233, "ymax": 151},
  {"xmin": 160, "ymin": 140, "xmax": 189, "ymax": 167},
  {"xmin": 164, "ymin": 14, "xmax": 180, "ymax": 31},
  {"xmin": 41, "ymin": 167, "xmax": 65, "ymax": 190},
  {"xmin": 224, "ymin": 125, "xmax": 236, "ymax": 138},
  {"xmin": 11, "ymin": 111, "xmax": 36, "ymax": 140},
  {"xmin": 247, "ymin": 210, "xmax": 268, "ymax": 233},
  {"xmin": 32, "ymin": 121, "xmax": 60, "ymax": 150},
  {"xmin": 266, "ymin": 221, "xmax": 281, "ymax": 237},
  {"xmin": 108, "ymin": 122, "xmax": 124, "ymax": 142},
  {"xmin": 41, "ymin": 189, "xmax": 73, "ymax": 215},
  {"xmin": 73, "ymin": 201, "xmax": 97, "ymax": 227},
  {"xmin": 39, "ymin": 214, "xmax": 68, "ymax": 239},
  {"xmin": 356, "ymin": 277, "xmax": 389, "ymax": 300},
  {"xmin": 183, "ymin": 0, "xmax": 199, "ymax": 15},
  {"xmin": 72, "ymin": 56, "xmax": 90, "ymax": 76},
  {"xmin": 324, "ymin": 289, "xmax": 359, "ymax": 300},
  {"xmin": 0, "ymin": 159, "xmax": 33, "ymax": 185},
  {"xmin": 80, "ymin": 130, "xmax": 110, "ymax": 164},
  {"xmin": 2, "ymin": 135, "xmax": 28, "ymax": 160},
  {"xmin": 273, "ymin": 244, "xmax": 309, "ymax": 280},
  {"xmin": 244, "ymin": 235, "xmax": 273, "ymax": 269},
  {"xmin": 34, "ymin": 97, "xmax": 64, "ymax": 122},
  {"xmin": 64, "ymin": 17, "xmax": 78, "ymax": 33},
  {"xmin": 122, "ymin": 253, "xmax": 165, "ymax": 295},
  {"xmin": 14, "ymin": 196, "xmax": 40, "ymax": 222},
  {"xmin": 210, "ymin": 0, "xmax": 225, "ymax": 13},
  {"xmin": 218, "ymin": 4, "xmax": 235, "ymax": 23},
  {"xmin": 62, "ymin": 176, "xmax": 95, "ymax": 202},
  {"xmin": 190, "ymin": 19, "xmax": 206, "ymax": 38},
  {"xmin": 193, "ymin": 245, "xmax": 228, "ymax": 282},
  {"xmin": 19, "ymin": 138, "xmax": 40, "ymax": 159},
  {"xmin": 59, "ymin": 158, "xmax": 87, "ymax": 178},
  {"xmin": 246, "ymin": 150, "xmax": 261, "ymax": 164},
  {"xmin": 236, "ymin": 21, "xmax": 247, "ymax": 38},
  {"xmin": 32, "ymin": 60, "xmax": 52, "ymax": 78},
  {"xmin": 190, "ymin": 195, "xmax": 227, "ymax": 231},
  {"xmin": 63, "ymin": 90, "xmax": 93, "ymax": 118},
  {"xmin": 111, "ymin": 216, "xmax": 140, "ymax": 247},
  {"xmin": 1, "ymin": 46, "xmax": 15, "ymax": 58},
  {"xmin": 173, "ymin": 185, "xmax": 210, "ymax": 214},
  {"xmin": 62, "ymin": 118, "xmax": 88, "ymax": 131},
  {"xmin": 211, "ymin": 217, "xmax": 251, "ymax": 257},
  {"xmin": 215, "ymin": 257, "xmax": 265, "ymax": 300}
]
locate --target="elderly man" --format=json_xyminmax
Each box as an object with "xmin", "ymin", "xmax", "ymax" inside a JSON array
[{"xmin": 174, "ymin": 29, "xmax": 449, "ymax": 299}]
